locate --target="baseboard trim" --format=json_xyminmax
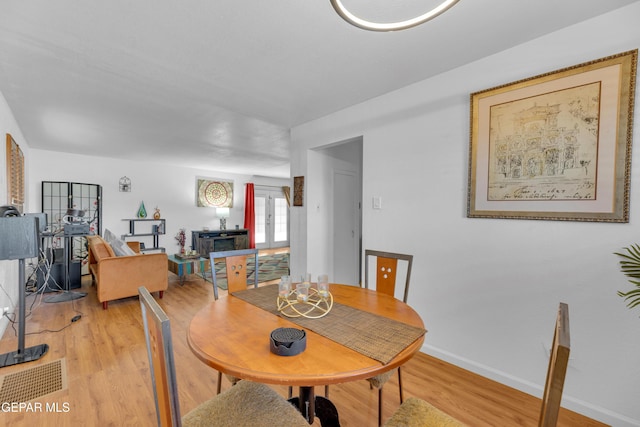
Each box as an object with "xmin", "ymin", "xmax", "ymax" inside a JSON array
[{"xmin": 422, "ymin": 344, "xmax": 639, "ymax": 427}]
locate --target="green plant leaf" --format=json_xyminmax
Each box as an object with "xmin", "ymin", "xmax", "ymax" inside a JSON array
[{"xmin": 614, "ymin": 245, "xmax": 640, "ymax": 312}]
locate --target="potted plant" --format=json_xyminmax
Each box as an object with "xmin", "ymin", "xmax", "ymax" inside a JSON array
[{"xmin": 614, "ymin": 243, "xmax": 640, "ymax": 311}]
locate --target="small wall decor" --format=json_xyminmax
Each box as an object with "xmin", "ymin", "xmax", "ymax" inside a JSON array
[
  {"xmin": 468, "ymin": 50, "xmax": 637, "ymax": 222},
  {"xmin": 6, "ymin": 134, "xmax": 24, "ymax": 213},
  {"xmin": 293, "ymin": 176, "xmax": 304, "ymax": 207},
  {"xmin": 196, "ymin": 178, "xmax": 233, "ymax": 208},
  {"xmin": 119, "ymin": 176, "xmax": 131, "ymax": 192}
]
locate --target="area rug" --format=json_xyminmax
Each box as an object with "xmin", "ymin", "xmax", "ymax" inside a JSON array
[
  {"xmin": 0, "ymin": 358, "xmax": 67, "ymax": 403},
  {"xmin": 204, "ymin": 252, "xmax": 290, "ymax": 290}
]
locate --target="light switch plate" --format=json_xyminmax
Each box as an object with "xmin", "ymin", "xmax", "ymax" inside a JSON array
[{"xmin": 373, "ymin": 197, "xmax": 382, "ymax": 209}]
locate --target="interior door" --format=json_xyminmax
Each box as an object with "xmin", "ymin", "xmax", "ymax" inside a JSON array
[
  {"xmin": 255, "ymin": 187, "xmax": 289, "ymax": 250},
  {"xmin": 333, "ymin": 171, "xmax": 359, "ymax": 285}
]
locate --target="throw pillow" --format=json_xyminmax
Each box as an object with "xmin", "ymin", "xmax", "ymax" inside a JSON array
[{"xmin": 103, "ymin": 229, "xmax": 137, "ymax": 257}]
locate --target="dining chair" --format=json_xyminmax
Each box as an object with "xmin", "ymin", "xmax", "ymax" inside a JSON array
[
  {"xmin": 364, "ymin": 249, "xmax": 414, "ymax": 426},
  {"xmin": 210, "ymin": 248, "xmax": 259, "ymax": 300},
  {"xmin": 209, "ymin": 248, "xmax": 259, "ymax": 393},
  {"xmin": 383, "ymin": 302, "xmax": 570, "ymax": 427},
  {"xmin": 383, "ymin": 397, "xmax": 467, "ymax": 427},
  {"xmin": 138, "ymin": 286, "xmax": 308, "ymax": 427},
  {"xmin": 539, "ymin": 302, "xmax": 571, "ymax": 427}
]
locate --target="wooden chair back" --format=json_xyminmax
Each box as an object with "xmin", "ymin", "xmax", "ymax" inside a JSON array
[
  {"xmin": 364, "ymin": 249, "xmax": 413, "ymax": 302},
  {"xmin": 539, "ymin": 302, "xmax": 571, "ymax": 427},
  {"xmin": 210, "ymin": 248, "xmax": 259, "ymax": 299},
  {"xmin": 139, "ymin": 286, "xmax": 182, "ymax": 427}
]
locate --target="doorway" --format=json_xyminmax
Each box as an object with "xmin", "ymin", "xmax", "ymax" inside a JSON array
[
  {"xmin": 255, "ymin": 187, "xmax": 289, "ymax": 250},
  {"xmin": 333, "ymin": 170, "xmax": 360, "ymax": 285},
  {"xmin": 312, "ymin": 137, "xmax": 362, "ymax": 285}
]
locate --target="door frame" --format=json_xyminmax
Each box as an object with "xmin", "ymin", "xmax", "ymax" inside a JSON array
[{"xmin": 254, "ymin": 186, "xmax": 290, "ymax": 250}]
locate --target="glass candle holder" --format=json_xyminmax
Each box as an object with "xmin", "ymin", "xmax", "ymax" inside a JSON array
[
  {"xmin": 296, "ymin": 283, "xmax": 310, "ymax": 302},
  {"xmin": 317, "ymin": 274, "xmax": 329, "ymax": 298},
  {"xmin": 279, "ymin": 276, "xmax": 291, "ymax": 297}
]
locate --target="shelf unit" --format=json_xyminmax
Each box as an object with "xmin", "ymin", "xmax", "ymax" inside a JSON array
[{"xmin": 122, "ymin": 218, "xmax": 166, "ymax": 253}]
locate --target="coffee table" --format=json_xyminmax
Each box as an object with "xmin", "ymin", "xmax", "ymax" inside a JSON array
[{"xmin": 167, "ymin": 254, "xmax": 206, "ymax": 285}]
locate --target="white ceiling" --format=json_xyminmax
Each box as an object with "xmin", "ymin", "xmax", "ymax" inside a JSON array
[{"xmin": 1, "ymin": 1, "xmax": 637, "ymax": 178}]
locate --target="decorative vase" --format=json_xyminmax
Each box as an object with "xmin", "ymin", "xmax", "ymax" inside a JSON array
[
  {"xmin": 153, "ymin": 207, "xmax": 161, "ymax": 220},
  {"xmin": 137, "ymin": 201, "xmax": 147, "ymax": 218}
]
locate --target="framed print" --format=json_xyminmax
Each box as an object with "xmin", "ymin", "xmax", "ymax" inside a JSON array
[
  {"xmin": 6, "ymin": 133, "xmax": 24, "ymax": 213},
  {"xmin": 197, "ymin": 178, "xmax": 233, "ymax": 208},
  {"xmin": 293, "ymin": 176, "xmax": 304, "ymax": 207},
  {"xmin": 468, "ymin": 50, "xmax": 637, "ymax": 222}
]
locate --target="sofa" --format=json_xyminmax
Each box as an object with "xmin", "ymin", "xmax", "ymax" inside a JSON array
[{"xmin": 87, "ymin": 234, "xmax": 168, "ymax": 309}]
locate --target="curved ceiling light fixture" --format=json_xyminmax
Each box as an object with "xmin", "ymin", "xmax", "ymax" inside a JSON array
[{"xmin": 330, "ymin": 0, "xmax": 460, "ymax": 32}]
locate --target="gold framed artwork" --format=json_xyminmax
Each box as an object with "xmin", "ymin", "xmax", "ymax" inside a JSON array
[
  {"xmin": 6, "ymin": 133, "xmax": 24, "ymax": 213},
  {"xmin": 293, "ymin": 176, "xmax": 304, "ymax": 207},
  {"xmin": 197, "ymin": 178, "xmax": 233, "ymax": 208},
  {"xmin": 468, "ymin": 50, "xmax": 637, "ymax": 222}
]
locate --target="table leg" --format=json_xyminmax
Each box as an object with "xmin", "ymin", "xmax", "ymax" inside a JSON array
[
  {"xmin": 178, "ymin": 263, "xmax": 186, "ymax": 286},
  {"xmin": 289, "ymin": 386, "xmax": 340, "ymax": 427},
  {"xmin": 174, "ymin": 260, "xmax": 197, "ymax": 286},
  {"xmin": 199, "ymin": 258, "xmax": 208, "ymax": 281}
]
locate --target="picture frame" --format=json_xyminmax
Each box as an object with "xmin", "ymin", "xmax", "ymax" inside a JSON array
[
  {"xmin": 293, "ymin": 176, "xmax": 304, "ymax": 207},
  {"xmin": 467, "ymin": 50, "xmax": 637, "ymax": 222},
  {"xmin": 6, "ymin": 133, "xmax": 24, "ymax": 213},
  {"xmin": 196, "ymin": 178, "xmax": 234, "ymax": 208}
]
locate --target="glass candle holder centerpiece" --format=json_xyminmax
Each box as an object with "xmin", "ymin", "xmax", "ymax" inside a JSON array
[
  {"xmin": 277, "ymin": 280, "xmax": 333, "ymax": 319},
  {"xmin": 278, "ymin": 276, "xmax": 292, "ymax": 297}
]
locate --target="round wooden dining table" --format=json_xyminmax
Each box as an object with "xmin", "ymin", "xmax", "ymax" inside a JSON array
[{"xmin": 187, "ymin": 284, "xmax": 425, "ymax": 426}]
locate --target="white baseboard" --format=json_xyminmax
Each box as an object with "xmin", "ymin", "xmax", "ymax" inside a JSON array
[{"xmin": 422, "ymin": 344, "xmax": 639, "ymax": 427}]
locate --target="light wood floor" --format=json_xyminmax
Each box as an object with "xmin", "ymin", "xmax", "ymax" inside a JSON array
[{"xmin": 0, "ymin": 256, "xmax": 606, "ymax": 426}]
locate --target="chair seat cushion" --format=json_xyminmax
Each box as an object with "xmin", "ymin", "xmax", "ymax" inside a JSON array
[
  {"xmin": 383, "ymin": 397, "xmax": 467, "ymax": 427},
  {"xmin": 182, "ymin": 380, "xmax": 308, "ymax": 427}
]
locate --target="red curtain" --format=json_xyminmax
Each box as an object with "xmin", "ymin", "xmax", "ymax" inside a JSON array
[{"xmin": 243, "ymin": 183, "xmax": 256, "ymax": 248}]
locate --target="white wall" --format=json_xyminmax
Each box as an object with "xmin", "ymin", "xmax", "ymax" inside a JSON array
[
  {"xmin": 0, "ymin": 91, "xmax": 32, "ymax": 337},
  {"xmin": 291, "ymin": 4, "xmax": 640, "ymax": 426},
  {"xmin": 27, "ymin": 150, "xmax": 289, "ymax": 255}
]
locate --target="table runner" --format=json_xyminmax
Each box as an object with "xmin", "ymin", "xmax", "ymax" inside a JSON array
[{"xmin": 232, "ymin": 284, "xmax": 426, "ymax": 365}]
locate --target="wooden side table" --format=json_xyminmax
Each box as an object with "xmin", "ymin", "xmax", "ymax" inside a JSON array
[{"xmin": 167, "ymin": 254, "xmax": 206, "ymax": 285}]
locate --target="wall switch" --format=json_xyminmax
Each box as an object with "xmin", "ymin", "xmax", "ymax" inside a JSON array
[{"xmin": 373, "ymin": 196, "xmax": 382, "ymax": 209}]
